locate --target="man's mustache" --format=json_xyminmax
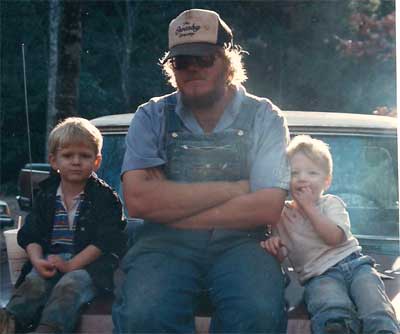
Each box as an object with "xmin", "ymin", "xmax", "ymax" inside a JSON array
[{"xmin": 184, "ymin": 76, "xmax": 206, "ymax": 82}]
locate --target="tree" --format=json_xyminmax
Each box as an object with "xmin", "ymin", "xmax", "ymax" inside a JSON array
[
  {"xmin": 46, "ymin": 0, "xmax": 60, "ymax": 155},
  {"xmin": 55, "ymin": 0, "xmax": 82, "ymax": 122},
  {"xmin": 335, "ymin": 11, "xmax": 395, "ymax": 61},
  {"xmin": 334, "ymin": 0, "xmax": 395, "ymax": 114},
  {"xmin": 121, "ymin": 1, "xmax": 137, "ymax": 111},
  {"xmin": 1, "ymin": 1, "xmax": 49, "ymax": 188}
]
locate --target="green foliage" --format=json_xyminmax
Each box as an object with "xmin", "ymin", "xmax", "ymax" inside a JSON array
[{"xmin": 349, "ymin": 0, "xmax": 381, "ymax": 15}]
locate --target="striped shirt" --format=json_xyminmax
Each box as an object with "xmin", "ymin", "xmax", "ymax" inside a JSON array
[{"xmin": 50, "ymin": 186, "xmax": 83, "ymax": 253}]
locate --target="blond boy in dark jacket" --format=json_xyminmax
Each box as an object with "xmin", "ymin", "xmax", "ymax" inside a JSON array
[{"xmin": 0, "ymin": 118, "xmax": 126, "ymax": 334}]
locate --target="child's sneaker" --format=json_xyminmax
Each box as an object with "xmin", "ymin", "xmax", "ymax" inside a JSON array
[{"xmin": 0, "ymin": 308, "xmax": 15, "ymax": 334}]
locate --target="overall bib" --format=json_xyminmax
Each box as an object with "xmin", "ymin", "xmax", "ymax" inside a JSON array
[{"xmin": 113, "ymin": 94, "xmax": 286, "ymax": 333}]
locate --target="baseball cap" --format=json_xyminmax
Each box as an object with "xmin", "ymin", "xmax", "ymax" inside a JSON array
[{"xmin": 163, "ymin": 9, "xmax": 233, "ymax": 62}]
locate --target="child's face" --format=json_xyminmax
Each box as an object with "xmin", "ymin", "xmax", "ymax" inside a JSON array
[
  {"xmin": 49, "ymin": 143, "xmax": 101, "ymax": 186},
  {"xmin": 290, "ymin": 152, "xmax": 331, "ymax": 203}
]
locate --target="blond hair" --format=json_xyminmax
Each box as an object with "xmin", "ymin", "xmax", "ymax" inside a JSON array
[
  {"xmin": 48, "ymin": 117, "xmax": 103, "ymax": 156},
  {"xmin": 287, "ymin": 135, "xmax": 333, "ymax": 177},
  {"xmin": 160, "ymin": 45, "xmax": 248, "ymax": 88}
]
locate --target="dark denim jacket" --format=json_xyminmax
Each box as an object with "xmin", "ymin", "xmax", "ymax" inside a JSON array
[{"xmin": 16, "ymin": 172, "xmax": 127, "ymax": 292}]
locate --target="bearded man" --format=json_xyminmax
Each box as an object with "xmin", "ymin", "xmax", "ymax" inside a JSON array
[{"xmin": 113, "ymin": 8, "xmax": 290, "ymax": 333}]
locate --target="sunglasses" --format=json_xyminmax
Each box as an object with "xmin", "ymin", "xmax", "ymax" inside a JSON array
[{"xmin": 170, "ymin": 54, "xmax": 217, "ymax": 70}]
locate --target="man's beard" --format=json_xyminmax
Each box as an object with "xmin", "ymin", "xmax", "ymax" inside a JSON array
[{"xmin": 181, "ymin": 83, "xmax": 226, "ymax": 110}]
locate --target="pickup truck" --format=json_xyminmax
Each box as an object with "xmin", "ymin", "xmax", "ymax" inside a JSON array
[
  {"xmin": 11, "ymin": 111, "xmax": 400, "ymax": 333},
  {"xmin": 0, "ymin": 200, "xmax": 14, "ymax": 228}
]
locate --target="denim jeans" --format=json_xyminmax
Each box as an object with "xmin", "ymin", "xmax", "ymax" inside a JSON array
[
  {"xmin": 112, "ymin": 226, "xmax": 287, "ymax": 333},
  {"xmin": 304, "ymin": 252, "xmax": 399, "ymax": 334},
  {"xmin": 6, "ymin": 253, "xmax": 96, "ymax": 333}
]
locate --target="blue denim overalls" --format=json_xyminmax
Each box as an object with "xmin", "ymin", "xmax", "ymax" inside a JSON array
[
  {"xmin": 163, "ymin": 93, "xmax": 267, "ymax": 241},
  {"xmin": 112, "ymin": 94, "xmax": 287, "ymax": 333}
]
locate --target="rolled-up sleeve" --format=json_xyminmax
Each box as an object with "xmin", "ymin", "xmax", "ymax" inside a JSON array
[
  {"xmin": 121, "ymin": 103, "xmax": 166, "ymax": 176},
  {"xmin": 250, "ymin": 102, "xmax": 290, "ymax": 192},
  {"xmin": 324, "ymin": 195, "xmax": 352, "ymax": 238}
]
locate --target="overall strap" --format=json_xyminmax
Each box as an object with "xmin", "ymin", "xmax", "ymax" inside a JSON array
[
  {"xmin": 164, "ymin": 93, "xmax": 182, "ymax": 134},
  {"xmin": 231, "ymin": 97, "xmax": 260, "ymax": 132}
]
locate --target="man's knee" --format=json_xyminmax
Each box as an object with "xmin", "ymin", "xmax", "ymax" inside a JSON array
[
  {"xmin": 118, "ymin": 306, "xmax": 158, "ymax": 330},
  {"xmin": 233, "ymin": 294, "xmax": 286, "ymax": 329},
  {"xmin": 113, "ymin": 298, "xmax": 186, "ymax": 333}
]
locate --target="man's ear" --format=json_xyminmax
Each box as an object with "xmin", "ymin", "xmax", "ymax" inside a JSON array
[
  {"xmin": 94, "ymin": 154, "xmax": 102, "ymax": 171},
  {"xmin": 324, "ymin": 175, "xmax": 332, "ymax": 190}
]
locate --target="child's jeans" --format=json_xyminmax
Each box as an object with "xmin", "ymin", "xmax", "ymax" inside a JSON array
[
  {"xmin": 304, "ymin": 252, "xmax": 399, "ymax": 334},
  {"xmin": 6, "ymin": 253, "xmax": 97, "ymax": 333}
]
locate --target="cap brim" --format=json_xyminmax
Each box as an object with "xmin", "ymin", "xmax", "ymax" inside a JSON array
[{"xmin": 163, "ymin": 43, "xmax": 222, "ymax": 63}]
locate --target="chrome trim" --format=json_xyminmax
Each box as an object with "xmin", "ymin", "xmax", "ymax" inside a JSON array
[
  {"xmin": 20, "ymin": 169, "xmax": 49, "ymax": 174},
  {"xmin": 98, "ymin": 128, "xmax": 397, "ymax": 137},
  {"xmin": 355, "ymin": 234, "xmax": 399, "ymax": 241},
  {"xmin": 100, "ymin": 130, "xmax": 128, "ymax": 135}
]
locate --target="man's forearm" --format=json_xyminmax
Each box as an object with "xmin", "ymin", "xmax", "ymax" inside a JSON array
[
  {"xmin": 171, "ymin": 188, "xmax": 287, "ymax": 230},
  {"xmin": 123, "ymin": 169, "xmax": 249, "ymax": 223}
]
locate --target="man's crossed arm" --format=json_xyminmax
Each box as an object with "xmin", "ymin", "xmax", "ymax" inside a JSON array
[{"xmin": 122, "ymin": 167, "xmax": 286, "ymax": 230}]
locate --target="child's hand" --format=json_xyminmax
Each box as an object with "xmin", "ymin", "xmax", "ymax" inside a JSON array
[
  {"xmin": 32, "ymin": 258, "xmax": 57, "ymax": 278},
  {"xmin": 260, "ymin": 237, "xmax": 287, "ymax": 262},
  {"xmin": 292, "ymin": 186, "xmax": 314, "ymax": 210},
  {"xmin": 48, "ymin": 255, "xmax": 72, "ymax": 273}
]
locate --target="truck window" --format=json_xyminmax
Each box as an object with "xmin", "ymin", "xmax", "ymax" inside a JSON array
[
  {"xmin": 97, "ymin": 134, "xmax": 126, "ymax": 200},
  {"xmin": 316, "ymin": 135, "xmax": 399, "ymax": 255}
]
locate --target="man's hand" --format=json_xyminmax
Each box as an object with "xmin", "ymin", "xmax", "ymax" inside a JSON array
[
  {"xmin": 48, "ymin": 255, "xmax": 72, "ymax": 273},
  {"xmin": 31, "ymin": 258, "xmax": 57, "ymax": 278},
  {"xmin": 260, "ymin": 236, "xmax": 287, "ymax": 262},
  {"xmin": 236, "ymin": 180, "xmax": 250, "ymax": 195}
]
